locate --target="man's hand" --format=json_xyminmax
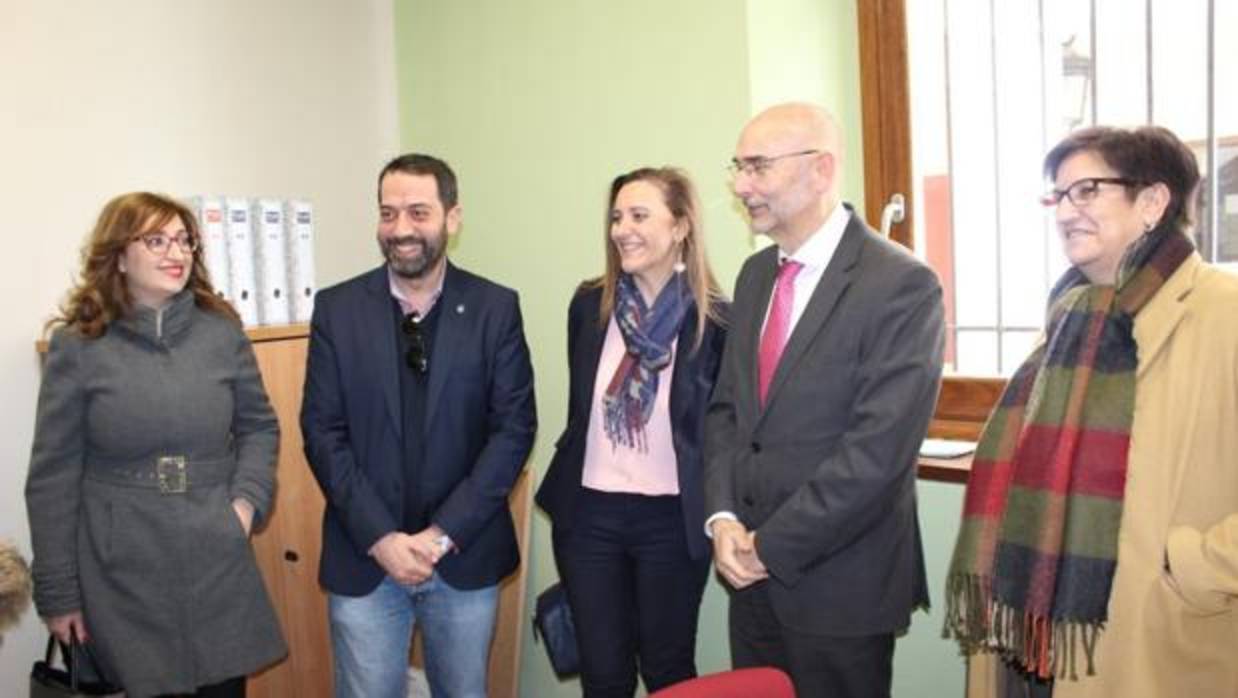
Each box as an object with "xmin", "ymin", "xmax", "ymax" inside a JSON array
[
  {"xmin": 409, "ymin": 525, "xmax": 451, "ymax": 567},
  {"xmin": 711, "ymin": 519, "xmax": 769, "ymax": 589},
  {"xmin": 231, "ymin": 498, "xmax": 256, "ymax": 536},
  {"xmin": 46, "ymin": 611, "xmax": 88, "ymax": 645},
  {"xmin": 369, "ymin": 532, "xmax": 434, "ymax": 585},
  {"xmin": 744, "ymin": 530, "xmax": 768, "ymax": 577}
]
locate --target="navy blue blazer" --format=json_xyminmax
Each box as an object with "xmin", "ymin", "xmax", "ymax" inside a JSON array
[
  {"xmin": 301, "ymin": 263, "xmax": 537, "ymax": 595},
  {"xmin": 535, "ymin": 284, "xmax": 727, "ymax": 560}
]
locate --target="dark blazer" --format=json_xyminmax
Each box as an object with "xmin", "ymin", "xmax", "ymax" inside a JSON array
[
  {"xmin": 301, "ymin": 263, "xmax": 537, "ymax": 595},
  {"xmin": 704, "ymin": 207, "xmax": 945, "ymax": 636},
  {"xmin": 536, "ymin": 284, "xmax": 728, "ymax": 560}
]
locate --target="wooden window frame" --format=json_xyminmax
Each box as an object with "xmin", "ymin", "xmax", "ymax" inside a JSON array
[{"xmin": 857, "ymin": 0, "xmax": 1003, "ymax": 439}]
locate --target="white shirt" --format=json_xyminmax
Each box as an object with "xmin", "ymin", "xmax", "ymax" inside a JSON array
[{"xmin": 761, "ymin": 201, "xmax": 850, "ymax": 336}]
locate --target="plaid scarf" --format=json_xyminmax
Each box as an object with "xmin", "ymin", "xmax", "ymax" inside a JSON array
[
  {"xmin": 944, "ymin": 226, "xmax": 1193, "ymax": 681},
  {"xmin": 602, "ymin": 272, "xmax": 692, "ymax": 450}
]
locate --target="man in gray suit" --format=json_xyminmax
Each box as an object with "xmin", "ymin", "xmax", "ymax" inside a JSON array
[{"xmin": 704, "ymin": 102, "xmax": 945, "ymax": 698}]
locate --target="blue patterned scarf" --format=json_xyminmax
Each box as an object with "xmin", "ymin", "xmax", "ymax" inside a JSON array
[{"xmin": 602, "ymin": 272, "xmax": 693, "ymax": 450}]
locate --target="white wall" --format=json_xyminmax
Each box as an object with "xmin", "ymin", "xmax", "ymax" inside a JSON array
[{"xmin": 0, "ymin": 0, "xmax": 398, "ymax": 682}]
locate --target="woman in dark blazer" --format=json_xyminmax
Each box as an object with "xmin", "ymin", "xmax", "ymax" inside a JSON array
[
  {"xmin": 26, "ymin": 193, "xmax": 286, "ymax": 697},
  {"xmin": 535, "ymin": 167, "xmax": 727, "ymax": 697}
]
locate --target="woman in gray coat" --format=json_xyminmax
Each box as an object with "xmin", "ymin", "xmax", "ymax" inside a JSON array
[{"xmin": 26, "ymin": 192, "xmax": 287, "ymax": 697}]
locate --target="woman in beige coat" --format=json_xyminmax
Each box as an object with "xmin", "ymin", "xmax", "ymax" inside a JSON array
[{"xmin": 945, "ymin": 126, "xmax": 1238, "ymax": 697}]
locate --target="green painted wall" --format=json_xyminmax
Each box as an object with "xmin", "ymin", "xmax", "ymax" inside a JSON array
[
  {"xmin": 745, "ymin": 0, "xmax": 865, "ymax": 204},
  {"xmin": 903, "ymin": 481, "xmax": 968, "ymax": 697},
  {"xmin": 393, "ymin": 1, "xmax": 965, "ymax": 695}
]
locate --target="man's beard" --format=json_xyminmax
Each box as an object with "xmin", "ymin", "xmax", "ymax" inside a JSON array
[{"xmin": 380, "ymin": 228, "xmax": 447, "ymax": 279}]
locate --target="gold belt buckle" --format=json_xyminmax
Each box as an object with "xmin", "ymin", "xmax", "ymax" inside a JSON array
[{"xmin": 156, "ymin": 456, "xmax": 188, "ymax": 494}]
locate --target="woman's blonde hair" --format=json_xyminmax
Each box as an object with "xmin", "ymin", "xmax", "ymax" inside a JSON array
[
  {"xmin": 589, "ymin": 167, "xmax": 725, "ymax": 350},
  {"xmin": 49, "ymin": 192, "xmax": 238, "ymax": 338}
]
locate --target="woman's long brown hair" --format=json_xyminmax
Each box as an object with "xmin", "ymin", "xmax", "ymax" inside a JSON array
[
  {"xmin": 48, "ymin": 192, "xmax": 238, "ymax": 338},
  {"xmin": 589, "ymin": 167, "xmax": 725, "ymax": 350}
]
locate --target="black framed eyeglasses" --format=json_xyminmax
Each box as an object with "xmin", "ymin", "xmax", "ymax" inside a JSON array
[
  {"xmin": 1041, "ymin": 177, "xmax": 1142, "ymax": 208},
  {"xmin": 402, "ymin": 312, "xmax": 429, "ymax": 375},
  {"xmin": 727, "ymin": 149, "xmax": 821, "ymax": 178}
]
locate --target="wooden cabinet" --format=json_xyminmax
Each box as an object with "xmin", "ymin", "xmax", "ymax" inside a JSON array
[
  {"xmin": 247, "ymin": 326, "xmax": 332, "ymax": 697},
  {"xmin": 246, "ymin": 325, "xmax": 531, "ymax": 698}
]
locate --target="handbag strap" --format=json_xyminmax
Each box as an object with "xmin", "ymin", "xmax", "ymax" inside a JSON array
[{"xmin": 43, "ymin": 631, "xmax": 81, "ymax": 692}]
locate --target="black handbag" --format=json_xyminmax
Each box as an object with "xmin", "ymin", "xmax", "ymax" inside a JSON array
[
  {"xmin": 30, "ymin": 634, "xmax": 122, "ymax": 697},
  {"xmin": 531, "ymin": 581, "xmax": 580, "ymax": 677}
]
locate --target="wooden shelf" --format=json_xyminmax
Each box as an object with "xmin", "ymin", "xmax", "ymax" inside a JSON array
[
  {"xmin": 917, "ymin": 454, "xmax": 972, "ymax": 485},
  {"xmin": 246, "ymin": 323, "xmax": 309, "ymax": 342}
]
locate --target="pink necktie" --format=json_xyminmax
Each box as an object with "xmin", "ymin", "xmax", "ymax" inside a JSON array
[{"xmin": 758, "ymin": 260, "xmax": 803, "ymax": 406}]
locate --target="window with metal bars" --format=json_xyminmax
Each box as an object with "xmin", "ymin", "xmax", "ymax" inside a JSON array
[{"xmin": 870, "ymin": 0, "xmax": 1236, "ymax": 377}]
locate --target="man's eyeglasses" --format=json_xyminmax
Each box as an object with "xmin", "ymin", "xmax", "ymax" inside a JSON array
[
  {"xmin": 1040, "ymin": 177, "xmax": 1142, "ymax": 208},
  {"xmin": 133, "ymin": 231, "xmax": 198, "ymax": 256},
  {"xmin": 402, "ymin": 312, "xmax": 429, "ymax": 375},
  {"xmin": 727, "ymin": 149, "xmax": 821, "ymax": 178}
]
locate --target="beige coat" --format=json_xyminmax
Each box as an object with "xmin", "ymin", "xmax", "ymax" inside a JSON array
[{"xmin": 970, "ymin": 253, "xmax": 1238, "ymax": 697}]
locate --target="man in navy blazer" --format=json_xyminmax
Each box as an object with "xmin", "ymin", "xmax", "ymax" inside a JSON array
[
  {"xmin": 301, "ymin": 154, "xmax": 536, "ymax": 698},
  {"xmin": 705, "ymin": 104, "xmax": 944, "ymax": 698}
]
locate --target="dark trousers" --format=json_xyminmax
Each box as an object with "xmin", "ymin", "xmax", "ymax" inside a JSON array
[
  {"xmin": 730, "ymin": 582, "xmax": 894, "ymax": 698},
  {"xmin": 154, "ymin": 675, "xmax": 246, "ymax": 698},
  {"xmin": 997, "ymin": 659, "xmax": 1055, "ymax": 698},
  {"xmin": 553, "ymin": 489, "xmax": 711, "ymax": 698}
]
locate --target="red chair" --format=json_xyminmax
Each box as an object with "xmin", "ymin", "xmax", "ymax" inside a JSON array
[{"xmin": 649, "ymin": 667, "xmax": 796, "ymax": 698}]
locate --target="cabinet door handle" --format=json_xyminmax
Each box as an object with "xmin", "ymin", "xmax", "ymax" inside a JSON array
[{"xmin": 284, "ymin": 550, "xmax": 299, "ymax": 562}]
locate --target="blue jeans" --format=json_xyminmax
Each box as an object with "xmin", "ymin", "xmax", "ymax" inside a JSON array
[{"xmin": 329, "ymin": 573, "xmax": 498, "ymax": 698}]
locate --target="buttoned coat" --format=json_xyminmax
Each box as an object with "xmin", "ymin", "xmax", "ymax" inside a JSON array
[
  {"xmin": 26, "ymin": 292, "xmax": 286, "ymax": 697},
  {"xmin": 704, "ymin": 209, "xmax": 946, "ymax": 636},
  {"xmin": 972, "ymin": 253, "xmax": 1238, "ymax": 697}
]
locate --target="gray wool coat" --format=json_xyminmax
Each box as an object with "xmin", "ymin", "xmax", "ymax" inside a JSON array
[{"xmin": 25, "ymin": 291, "xmax": 287, "ymax": 697}]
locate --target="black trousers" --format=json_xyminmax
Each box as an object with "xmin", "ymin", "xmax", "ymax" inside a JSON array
[
  {"xmin": 730, "ymin": 581, "xmax": 894, "ymax": 698},
  {"xmin": 997, "ymin": 659, "xmax": 1055, "ymax": 698},
  {"xmin": 553, "ymin": 489, "xmax": 711, "ymax": 698},
  {"xmin": 153, "ymin": 674, "xmax": 246, "ymax": 698}
]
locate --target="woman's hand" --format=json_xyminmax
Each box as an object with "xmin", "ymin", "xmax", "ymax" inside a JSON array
[
  {"xmin": 231, "ymin": 498, "xmax": 255, "ymax": 537},
  {"xmin": 45, "ymin": 611, "xmax": 88, "ymax": 644}
]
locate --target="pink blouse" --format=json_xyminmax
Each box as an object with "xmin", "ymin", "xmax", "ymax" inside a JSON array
[{"xmin": 581, "ymin": 317, "xmax": 681, "ymax": 495}]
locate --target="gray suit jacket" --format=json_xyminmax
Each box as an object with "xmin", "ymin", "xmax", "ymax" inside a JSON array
[{"xmin": 704, "ymin": 207, "xmax": 945, "ymax": 636}]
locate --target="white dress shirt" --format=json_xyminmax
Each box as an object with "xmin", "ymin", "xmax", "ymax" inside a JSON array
[{"xmin": 761, "ymin": 201, "xmax": 850, "ymax": 336}]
